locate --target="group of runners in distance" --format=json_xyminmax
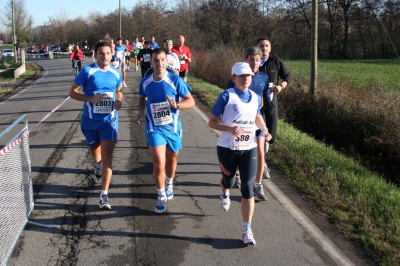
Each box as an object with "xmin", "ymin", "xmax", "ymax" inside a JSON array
[{"xmin": 68, "ymin": 35, "xmax": 290, "ymax": 246}]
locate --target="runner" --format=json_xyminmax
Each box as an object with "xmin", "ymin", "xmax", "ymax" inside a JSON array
[
  {"xmin": 163, "ymin": 39, "xmax": 180, "ymax": 74},
  {"xmin": 149, "ymin": 36, "xmax": 159, "ymax": 50},
  {"xmin": 132, "ymin": 37, "xmax": 143, "ymax": 71},
  {"xmin": 137, "ymin": 41, "xmax": 153, "ymax": 78},
  {"xmin": 227, "ymin": 47, "xmax": 272, "ymax": 201},
  {"xmin": 257, "ymin": 38, "xmax": 291, "ymax": 179},
  {"xmin": 124, "ymin": 40, "xmax": 133, "ymax": 70},
  {"xmin": 115, "ymin": 37, "xmax": 127, "ymax": 87},
  {"xmin": 68, "ymin": 41, "xmax": 123, "ymax": 210},
  {"xmin": 135, "ymin": 48, "xmax": 195, "ymax": 214},
  {"xmin": 208, "ymin": 62, "xmax": 272, "ymax": 245},
  {"xmin": 171, "ymin": 35, "xmax": 192, "ymax": 82}
]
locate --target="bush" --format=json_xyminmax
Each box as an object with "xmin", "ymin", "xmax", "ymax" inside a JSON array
[
  {"xmin": 279, "ymin": 80, "xmax": 400, "ymax": 184},
  {"xmin": 0, "ymin": 59, "xmax": 10, "ymax": 69},
  {"xmin": 190, "ymin": 46, "xmax": 242, "ymax": 89},
  {"xmin": 190, "ymin": 46, "xmax": 400, "ymax": 185}
]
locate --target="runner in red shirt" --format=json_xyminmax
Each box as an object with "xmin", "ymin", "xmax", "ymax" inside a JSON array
[
  {"xmin": 171, "ymin": 35, "xmax": 192, "ymax": 82},
  {"xmin": 124, "ymin": 40, "xmax": 133, "ymax": 70}
]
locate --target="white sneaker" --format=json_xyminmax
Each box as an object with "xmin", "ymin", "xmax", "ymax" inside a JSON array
[
  {"xmin": 123, "ymin": 81, "xmax": 127, "ymax": 88},
  {"xmin": 99, "ymin": 194, "xmax": 111, "ymax": 210},
  {"xmin": 166, "ymin": 183, "xmax": 174, "ymax": 200},
  {"xmin": 241, "ymin": 229, "xmax": 256, "ymax": 245},
  {"xmin": 94, "ymin": 162, "xmax": 102, "ymax": 179},
  {"xmin": 220, "ymin": 194, "xmax": 230, "ymax": 211},
  {"xmin": 155, "ymin": 197, "xmax": 167, "ymax": 213},
  {"xmin": 233, "ymin": 172, "xmax": 241, "ymax": 188},
  {"xmin": 263, "ymin": 163, "xmax": 271, "ymax": 179},
  {"xmin": 127, "ymin": 66, "xmax": 130, "ymax": 70},
  {"xmin": 253, "ymin": 184, "xmax": 268, "ymax": 201},
  {"xmin": 135, "ymin": 66, "xmax": 138, "ymax": 71}
]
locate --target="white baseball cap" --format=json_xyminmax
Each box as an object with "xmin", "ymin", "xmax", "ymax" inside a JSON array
[{"xmin": 231, "ymin": 62, "xmax": 254, "ymax": 76}]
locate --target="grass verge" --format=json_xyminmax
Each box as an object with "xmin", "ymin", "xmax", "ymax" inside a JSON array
[
  {"xmin": 187, "ymin": 75, "xmax": 400, "ymax": 266},
  {"xmin": 285, "ymin": 60, "xmax": 400, "ymax": 92}
]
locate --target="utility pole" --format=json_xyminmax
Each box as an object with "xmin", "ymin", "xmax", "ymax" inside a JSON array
[
  {"xmin": 119, "ymin": 0, "xmax": 121, "ymax": 38},
  {"xmin": 310, "ymin": 0, "xmax": 318, "ymax": 95},
  {"xmin": 12, "ymin": 0, "xmax": 17, "ymax": 63}
]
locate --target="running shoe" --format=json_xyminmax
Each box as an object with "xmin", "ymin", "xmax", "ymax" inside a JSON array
[
  {"xmin": 94, "ymin": 162, "xmax": 102, "ymax": 179},
  {"xmin": 127, "ymin": 66, "xmax": 130, "ymax": 70},
  {"xmin": 241, "ymin": 229, "xmax": 256, "ymax": 245},
  {"xmin": 220, "ymin": 194, "xmax": 231, "ymax": 211},
  {"xmin": 253, "ymin": 184, "xmax": 268, "ymax": 201},
  {"xmin": 155, "ymin": 197, "xmax": 167, "ymax": 213},
  {"xmin": 233, "ymin": 172, "xmax": 241, "ymax": 189},
  {"xmin": 123, "ymin": 81, "xmax": 127, "ymax": 88},
  {"xmin": 99, "ymin": 194, "xmax": 111, "ymax": 210},
  {"xmin": 166, "ymin": 183, "xmax": 174, "ymax": 200},
  {"xmin": 135, "ymin": 66, "xmax": 138, "ymax": 71},
  {"xmin": 263, "ymin": 163, "xmax": 271, "ymax": 179}
]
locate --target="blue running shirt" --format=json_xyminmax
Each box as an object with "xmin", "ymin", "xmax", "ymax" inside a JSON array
[
  {"xmin": 139, "ymin": 72, "xmax": 192, "ymax": 133},
  {"xmin": 74, "ymin": 62, "xmax": 122, "ymax": 120},
  {"xmin": 115, "ymin": 44, "xmax": 126, "ymax": 62}
]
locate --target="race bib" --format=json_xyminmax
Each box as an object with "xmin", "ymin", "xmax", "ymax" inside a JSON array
[
  {"xmin": 150, "ymin": 101, "xmax": 173, "ymax": 126},
  {"xmin": 230, "ymin": 125, "xmax": 255, "ymax": 150},
  {"xmin": 180, "ymin": 54, "xmax": 186, "ymax": 64},
  {"xmin": 94, "ymin": 92, "xmax": 114, "ymax": 114},
  {"xmin": 143, "ymin": 54, "xmax": 150, "ymax": 62}
]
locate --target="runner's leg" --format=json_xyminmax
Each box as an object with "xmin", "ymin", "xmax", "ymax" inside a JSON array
[
  {"xmin": 99, "ymin": 140, "xmax": 116, "ymax": 191},
  {"xmin": 149, "ymin": 145, "xmax": 167, "ymax": 189}
]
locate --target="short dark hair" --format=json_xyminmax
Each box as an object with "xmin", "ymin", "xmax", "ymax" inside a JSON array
[
  {"xmin": 257, "ymin": 38, "xmax": 271, "ymax": 44},
  {"xmin": 245, "ymin": 47, "xmax": 262, "ymax": 59},
  {"xmin": 116, "ymin": 37, "xmax": 122, "ymax": 41},
  {"xmin": 94, "ymin": 42, "xmax": 112, "ymax": 53},
  {"xmin": 151, "ymin": 48, "xmax": 166, "ymax": 60}
]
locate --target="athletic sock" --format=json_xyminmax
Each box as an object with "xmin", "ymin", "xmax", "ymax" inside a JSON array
[
  {"xmin": 243, "ymin": 222, "xmax": 251, "ymax": 232},
  {"xmin": 166, "ymin": 177, "xmax": 173, "ymax": 185},
  {"xmin": 221, "ymin": 190, "xmax": 229, "ymax": 198},
  {"xmin": 157, "ymin": 188, "xmax": 166, "ymax": 199},
  {"xmin": 100, "ymin": 190, "xmax": 108, "ymax": 199}
]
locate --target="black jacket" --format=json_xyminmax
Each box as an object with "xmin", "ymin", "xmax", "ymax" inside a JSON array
[{"xmin": 259, "ymin": 54, "xmax": 290, "ymax": 85}]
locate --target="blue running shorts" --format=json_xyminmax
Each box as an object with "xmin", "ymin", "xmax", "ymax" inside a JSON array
[
  {"xmin": 146, "ymin": 130, "xmax": 183, "ymax": 153},
  {"xmin": 81, "ymin": 114, "xmax": 118, "ymax": 148},
  {"xmin": 121, "ymin": 61, "xmax": 126, "ymax": 69}
]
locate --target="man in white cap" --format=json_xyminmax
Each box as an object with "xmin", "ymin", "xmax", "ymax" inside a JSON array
[{"xmin": 208, "ymin": 62, "xmax": 272, "ymax": 246}]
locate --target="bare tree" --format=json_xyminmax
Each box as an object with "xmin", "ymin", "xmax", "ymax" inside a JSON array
[
  {"xmin": 195, "ymin": 0, "xmax": 262, "ymax": 47},
  {"xmin": 1, "ymin": 0, "xmax": 33, "ymax": 44}
]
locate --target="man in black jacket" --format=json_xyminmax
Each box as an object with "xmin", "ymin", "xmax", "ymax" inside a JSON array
[
  {"xmin": 257, "ymin": 38, "xmax": 290, "ymax": 179},
  {"xmin": 137, "ymin": 41, "xmax": 152, "ymax": 77}
]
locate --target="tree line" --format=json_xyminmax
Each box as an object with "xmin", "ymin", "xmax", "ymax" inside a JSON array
[{"xmin": 1, "ymin": 0, "xmax": 399, "ymax": 59}]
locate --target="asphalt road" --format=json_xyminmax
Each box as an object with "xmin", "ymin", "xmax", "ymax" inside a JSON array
[{"xmin": 1, "ymin": 58, "xmax": 372, "ymax": 266}]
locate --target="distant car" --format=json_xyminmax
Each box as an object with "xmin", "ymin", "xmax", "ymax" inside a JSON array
[{"xmin": 1, "ymin": 49, "xmax": 15, "ymax": 59}]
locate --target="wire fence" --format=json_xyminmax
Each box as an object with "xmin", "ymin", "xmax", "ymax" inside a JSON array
[{"xmin": 0, "ymin": 115, "xmax": 33, "ymax": 266}]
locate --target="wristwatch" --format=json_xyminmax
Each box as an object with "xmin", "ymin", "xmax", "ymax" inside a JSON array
[{"xmin": 176, "ymin": 102, "xmax": 180, "ymax": 109}]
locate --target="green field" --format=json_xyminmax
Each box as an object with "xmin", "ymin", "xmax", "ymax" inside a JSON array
[{"xmin": 285, "ymin": 60, "xmax": 400, "ymax": 91}]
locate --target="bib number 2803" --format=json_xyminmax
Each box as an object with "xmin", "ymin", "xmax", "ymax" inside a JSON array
[{"xmin": 94, "ymin": 91, "xmax": 114, "ymax": 114}]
